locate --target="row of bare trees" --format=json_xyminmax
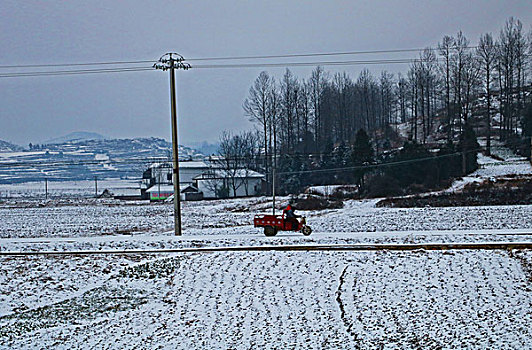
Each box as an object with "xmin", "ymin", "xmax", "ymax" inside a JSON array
[
  {"xmin": 244, "ymin": 17, "xmax": 531, "ymax": 161},
  {"xmin": 203, "ymin": 131, "xmax": 261, "ymax": 197}
]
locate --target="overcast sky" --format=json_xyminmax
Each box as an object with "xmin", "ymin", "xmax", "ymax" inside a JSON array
[{"xmin": 0, "ymin": 0, "xmax": 530, "ymax": 146}]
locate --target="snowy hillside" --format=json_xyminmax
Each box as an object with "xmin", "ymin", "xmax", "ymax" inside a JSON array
[
  {"xmin": 0, "ymin": 140, "xmax": 23, "ymax": 152},
  {"xmin": 43, "ymin": 131, "xmax": 107, "ymax": 144},
  {"xmin": 0, "ymin": 137, "xmax": 204, "ymax": 184}
]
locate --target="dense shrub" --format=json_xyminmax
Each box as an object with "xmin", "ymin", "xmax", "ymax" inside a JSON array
[
  {"xmin": 291, "ymin": 194, "xmax": 344, "ymax": 210},
  {"xmin": 365, "ymin": 174, "xmax": 402, "ymax": 198}
]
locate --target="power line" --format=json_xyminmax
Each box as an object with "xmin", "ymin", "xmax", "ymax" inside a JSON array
[
  {"xmin": 192, "ymin": 58, "xmax": 419, "ymax": 69},
  {"xmin": 190, "ymin": 54, "xmax": 529, "ymax": 69},
  {"xmin": 0, "ymin": 60, "xmax": 153, "ymax": 69},
  {"xmin": 0, "ymin": 58, "xmax": 449, "ymax": 78},
  {"xmin": 0, "ymin": 46, "xmax": 484, "ymax": 70},
  {"xmin": 0, "ymin": 157, "xmax": 170, "ymax": 168},
  {"xmin": 9, "ymin": 53, "xmax": 532, "ymax": 77},
  {"xmin": 186, "ymin": 46, "xmax": 481, "ymax": 62},
  {"xmin": 0, "ymin": 66, "xmax": 153, "ymax": 78},
  {"xmin": 1, "ymin": 147, "xmax": 524, "ymax": 176},
  {"xmin": 0, "ymin": 59, "xmax": 416, "ymax": 78},
  {"xmin": 0, "ymin": 151, "xmax": 449, "ymax": 168},
  {"xmin": 3, "ymin": 49, "xmax": 529, "ymax": 78},
  {"xmin": 0, "ymin": 145, "xmax": 520, "ymax": 168},
  {"xmin": 271, "ymin": 149, "xmax": 480, "ymax": 176}
]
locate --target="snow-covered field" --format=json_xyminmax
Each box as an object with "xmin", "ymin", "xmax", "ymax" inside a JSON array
[
  {"xmin": 0, "ymin": 179, "xmax": 142, "ymax": 199},
  {"xmin": 1, "ymin": 196, "xmax": 531, "ymax": 349},
  {"xmin": 1, "ymin": 147, "xmax": 531, "ymax": 349},
  {"xmin": 1, "ymin": 197, "xmax": 532, "ymax": 239},
  {"xmin": 1, "ymin": 245, "xmax": 531, "ymax": 349}
]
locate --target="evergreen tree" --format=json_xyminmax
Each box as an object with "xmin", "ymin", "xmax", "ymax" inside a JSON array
[
  {"xmin": 523, "ymin": 102, "xmax": 532, "ymax": 138},
  {"xmin": 437, "ymin": 141, "xmax": 462, "ymax": 183},
  {"xmin": 386, "ymin": 141, "xmax": 438, "ymax": 189},
  {"xmin": 329, "ymin": 142, "xmax": 353, "ymax": 183},
  {"xmin": 459, "ymin": 122, "xmax": 479, "ymax": 174},
  {"xmin": 522, "ymin": 102, "xmax": 532, "ymax": 158},
  {"xmin": 277, "ymin": 154, "xmax": 303, "ymax": 194},
  {"xmin": 351, "ymin": 129, "xmax": 374, "ymax": 188}
]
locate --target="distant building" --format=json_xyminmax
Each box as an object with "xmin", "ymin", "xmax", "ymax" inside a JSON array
[
  {"xmin": 145, "ymin": 183, "xmax": 203, "ymax": 201},
  {"xmin": 142, "ymin": 161, "xmax": 265, "ymax": 200},
  {"xmin": 141, "ymin": 161, "xmax": 210, "ymax": 199},
  {"xmin": 194, "ymin": 169, "xmax": 265, "ymax": 199}
]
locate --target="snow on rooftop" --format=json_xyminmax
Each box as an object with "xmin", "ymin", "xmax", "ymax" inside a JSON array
[
  {"xmin": 145, "ymin": 184, "xmax": 198, "ymax": 193},
  {"xmin": 149, "ymin": 161, "xmax": 209, "ymax": 169},
  {"xmin": 193, "ymin": 168, "xmax": 265, "ymax": 180}
]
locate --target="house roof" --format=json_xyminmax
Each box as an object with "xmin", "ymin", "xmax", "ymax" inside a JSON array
[
  {"xmin": 149, "ymin": 161, "xmax": 209, "ymax": 169},
  {"xmin": 146, "ymin": 184, "xmax": 199, "ymax": 193},
  {"xmin": 193, "ymin": 168, "xmax": 265, "ymax": 180},
  {"xmin": 179, "ymin": 161, "xmax": 210, "ymax": 169}
]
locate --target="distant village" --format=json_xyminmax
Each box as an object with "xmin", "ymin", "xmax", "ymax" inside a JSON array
[{"xmin": 141, "ymin": 160, "xmax": 265, "ymax": 201}]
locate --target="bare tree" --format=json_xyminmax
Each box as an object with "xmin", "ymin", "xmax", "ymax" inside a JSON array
[
  {"xmin": 380, "ymin": 71, "xmax": 395, "ymax": 129},
  {"xmin": 240, "ymin": 16, "xmax": 529, "ymax": 166},
  {"xmin": 397, "ymin": 73, "xmax": 408, "ymax": 124},
  {"xmin": 298, "ymin": 79, "xmax": 313, "ymax": 153},
  {"xmin": 462, "ymin": 51, "xmax": 481, "ymax": 124},
  {"xmin": 407, "ymin": 64, "xmax": 419, "ymax": 141},
  {"xmin": 243, "ymin": 71, "xmax": 273, "ymax": 174},
  {"xmin": 439, "ymin": 35, "xmax": 455, "ymax": 141},
  {"xmin": 310, "ymin": 66, "xmax": 327, "ymax": 150},
  {"xmin": 497, "ymin": 17, "xmax": 525, "ymax": 138},
  {"xmin": 451, "ymin": 31, "xmax": 470, "ymax": 133},
  {"xmin": 477, "ymin": 33, "xmax": 497, "ymax": 154},
  {"xmin": 418, "ymin": 48, "xmax": 437, "ymax": 142},
  {"xmin": 280, "ymin": 69, "xmax": 298, "ymax": 153},
  {"xmin": 216, "ymin": 131, "xmax": 259, "ymax": 197}
]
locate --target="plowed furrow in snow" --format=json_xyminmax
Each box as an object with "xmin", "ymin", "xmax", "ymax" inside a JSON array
[{"xmin": 341, "ymin": 251, "xmax": 532, "ymax": 349}]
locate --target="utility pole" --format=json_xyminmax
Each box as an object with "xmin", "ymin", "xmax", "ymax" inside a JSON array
[
  {"xmin": 529, "ymin": 135, "xmax": 532, "ymax": 166},
  {"xmin": 154, "ymin": 53, "xmax": 191, "ymax": 236},
  {"xmin": 272, "ymin": 165, "xmax": 276, "ymax": 215},
  {"xmin": 158, "ymin": 169, "xmax": 161, "ymax": 201},
  {"xmin": 94, "ymin": 176, "xmax": 98, "ymax": 197},
  {"xmin": 45, "ymin": 178, "xmax": 48, "ymax": 200}
]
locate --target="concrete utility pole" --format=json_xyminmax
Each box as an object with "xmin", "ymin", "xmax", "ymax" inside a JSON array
[
  {"xmin": 529, "ymin": 135, "xmax": 532, "ymax": 166},
  {"xmin": 272, "ymin": 165, "xmax": 276, "ymax": 215},
  {"xmin": 154, "ymin": 53, "xmax": 191, "ymax": 236}
]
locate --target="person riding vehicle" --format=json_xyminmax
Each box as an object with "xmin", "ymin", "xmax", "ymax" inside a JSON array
[{"xmin": 283, "ymin": 204, "xmax": 299, "ymax": 218}]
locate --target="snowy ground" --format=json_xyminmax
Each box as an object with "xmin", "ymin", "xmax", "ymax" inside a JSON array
[
  {"xmin": 0, "ymin": 179, "xmax": 142, "ymax": 199},
  {"xmin": 0, "ymin": 146, "xmax": 531, "ymax": 348},
  {"xmin": 446, "ymin": 139, "xmax": 532, "ymax": 193},
  {"xmin": 1, "ymin": 196, "xmax": 531, "ymax": 349},
  {"xmin": 1, "ymin": 247, "xmax": 531, "ymax": 349}
]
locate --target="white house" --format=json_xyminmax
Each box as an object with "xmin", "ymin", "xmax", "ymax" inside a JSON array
[
  {"xmin": 141, "ymin": 161, "xmax": 210, "ymax": 199},
  {"xmin": 194, "ymin": 169, "xmax": 265, "ymax": 199},
  {"xmin": 142, "ymin": 161, "xmax": 210, "ymax": 186},
  {"xmin": 145, "ymin": 183, "xmax": 202, "ymax": 201},
  {"xmin": 179, "ymin": 161, "xmax": 212, "ymax": 183}
]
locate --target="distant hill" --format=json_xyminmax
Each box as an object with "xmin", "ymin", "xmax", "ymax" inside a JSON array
[
  {"xmin": 0, "ymin": 140, "xmax": 23, "ymax": 152},
  {"xmin": 43, "ymin": 131, "xmax": 107, "ymax": 145},
  {"xmin": 41, "ymin": 137, "xmax": 204, "ymax": 160},
  {"xmin": 0, "ymin": 137, "xmax": 205, "ymax": 183}
]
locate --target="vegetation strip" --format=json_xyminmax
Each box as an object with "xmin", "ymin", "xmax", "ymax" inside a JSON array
[{"xmin": 1, "ymin": 242, "xmax": 531, "ymax": 256}]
